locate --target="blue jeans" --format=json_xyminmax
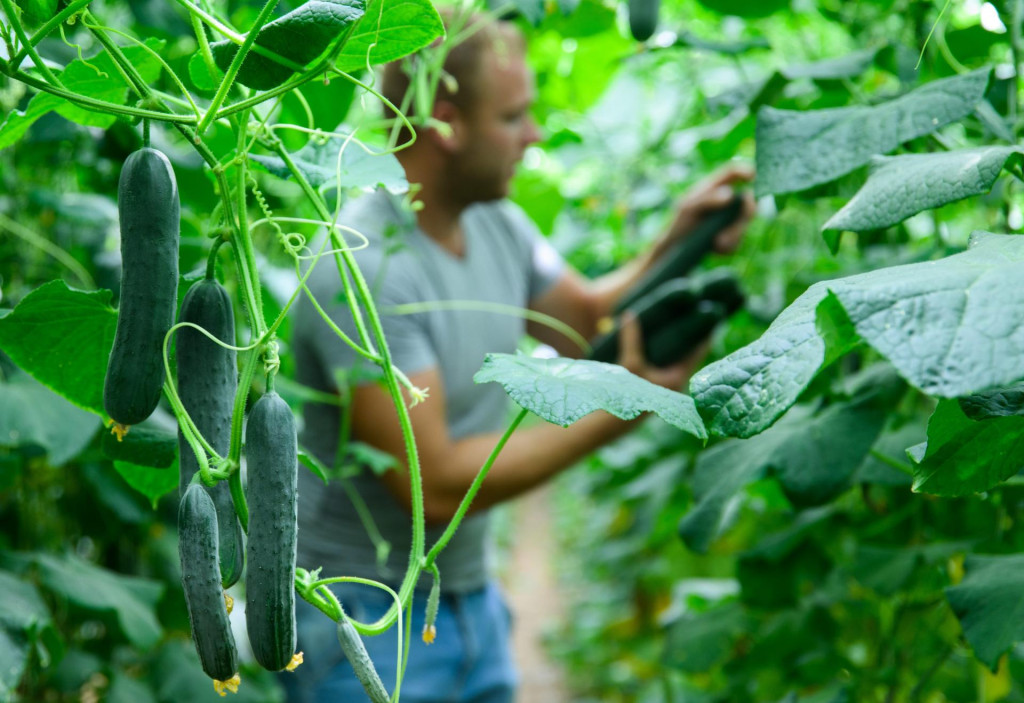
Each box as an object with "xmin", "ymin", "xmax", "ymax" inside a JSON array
[{"xmin": 279, "ymin": 580, "xmax": 518, "ymax": 703}]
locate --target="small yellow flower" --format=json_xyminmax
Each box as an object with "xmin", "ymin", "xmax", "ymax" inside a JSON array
[
  {"xmin": 409, "ymin": 386, "xmax": 430, "ymax": 406},
  {"xmin": 224, "ymin": 592, "xmax": 234, "ymax": 614},
  {"xmin": 213, "ymin": 674, "xmax": 240, "ymax": 697},
  {"xmin": 286, "ymin": 652, "xmax": 304, "ymax": 672},
  {"xmin": 422, "ymin": 624, "xmax": 436, "ymax": 645},
  {"xmin": 110, "ymin": 422, "xmax": 129, "ymax": 442}
]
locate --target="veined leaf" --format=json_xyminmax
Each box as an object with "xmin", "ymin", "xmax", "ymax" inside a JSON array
[
  {"xmin": 693, "ymin": 233, "xmax": 1024, "ymax": 437},
  {"xmin": 822, "ymin": 146, "xmax": 1024, "ymax": 250},
  {"xmin": 959, "ymin": 384, "xmax": 1024, "ymax": 419},
  {"xmin": 0, "ymin": 281, "xmax": 117, "ymax": 416},
  {"xmin": 211, "ymin": 0, "xmax": 366, "ymax": 91},
  {"xmin": 474, "ymin": 353, "xmax": 706, "ymax": 438},
  {"xmin": 755, "ymin": 68, "xmax": 991, "ymax": 196},
  {"xmin": 946, "ymin": 553, "xmax": 1024, "ymax": 671},
  {"xmin": 909, "ymin": 399, "xmax": 1024, "ymax": 496},
  {"xmin": 114, "ymin": 458, "xmax": 179, "ymax": 510},
  {"xmin": 0, "ymin": 372, "xmax": 101, "ymax": 465}
]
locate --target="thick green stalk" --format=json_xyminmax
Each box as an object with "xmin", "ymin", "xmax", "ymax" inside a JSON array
[
  {"xmin": 196, "ymin": 0, "xmax": 281, "ymax": 134},
  {"xmin": 231, "ymin": 115, "xmax": 267, "ymax": 336},
  {"xmin": 424, "ymin": 409, "xmax": 528, "ymax": 568},
  {"xmin": 228, "ymin": 347, "xmax": 262, "ymax": 466}
]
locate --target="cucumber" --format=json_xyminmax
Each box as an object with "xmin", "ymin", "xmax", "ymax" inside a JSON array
[
  {"xmin": 177, "ymin": 278, "xmax": 243, "ymax": 588},
  {"xmin": 178, "ymin": 482, "xmax": 238, "ymax": 682},
  {"xmin": 244, "ymin": 390, "xmax": 298, "ymax": 672},
  {"xmin": 697, "ymin": 268, "xmax": 745, "ymax": 315},
  {"xmin": 337, "ymin": 613, "xmax": 390, "ymax": 703},
  {"xmin": 646, "ymin": 300, "xmax": 726, "ymax": 367},
  {"xmin": 589, "ymin": 278, "xmax": 699, "ymax": 363},
  {"xmin": 104, "ymin": 147, "xmax": 180, "ymax": 429},
  {"xmin": 628, "ymin": 0, "xmax": 660, "ymax": 42},
  {"xmin": 615, "ymin": 194, "xmax": 743, "ymax": 314}
]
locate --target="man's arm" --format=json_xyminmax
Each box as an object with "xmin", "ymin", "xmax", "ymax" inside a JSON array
[{"xmin": 352, "ymin": 317, "xmax": 701, "ymax": 524}]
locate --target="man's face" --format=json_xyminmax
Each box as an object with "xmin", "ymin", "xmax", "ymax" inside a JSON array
[{"xmin": 446, "ymin": 46, "xmax": 541, "ymax": 204}]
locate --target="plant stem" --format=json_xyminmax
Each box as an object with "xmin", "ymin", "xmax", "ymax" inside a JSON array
[
  {"xmin": 14, "ymin": 0, "xmax": 94, "ymax": 67},
  {"xmin": 1012, "ymin": 0, "xmax": 1023, "ymax": 138},
  {"xmin": 425, "ymin": 409, "xmax": 528, "ymax": 568},
  {"xmin": 0, "ymin": 0, "xmax": 64, "ymax": 86}
]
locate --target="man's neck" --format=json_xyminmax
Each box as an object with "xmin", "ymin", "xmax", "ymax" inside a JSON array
[{"xmin": 403, "ymin": 158, "xmax": 468, "ymax": 257}]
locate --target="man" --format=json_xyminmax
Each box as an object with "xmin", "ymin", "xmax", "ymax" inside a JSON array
[{"xmin": 284, "ymin": 13, "xmax": 754, "ymax": 703}]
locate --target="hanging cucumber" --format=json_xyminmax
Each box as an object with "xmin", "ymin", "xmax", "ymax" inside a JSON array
[
  {"xmin": 244, "ymin": 390, "xmax": 298, "ymax": 672},
  {"xmin": 177, "ymin": 278, "xmax": 243, "ymax": 588},
  {"xmin": 337, "ymin": 612, "xmax": 391, "ymax": 703},
  {"xmin": 589, "ymin": 278, "xmax": 700, "ymax": 363},
  {"xmin": 628, "ymin": 0, "xmax": 661, "ymax": 42},
  {"xmin": 178, "ymin": 482, "xmax": 238, "ymax": 683},
  {"xmin": 104, "ymin": 147, "xmax": 180, "ymax": 434}
]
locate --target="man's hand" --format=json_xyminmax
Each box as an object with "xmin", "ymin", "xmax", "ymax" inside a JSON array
[
  {"xmin": 654, "ymin": 164, "xmax": 757, "ymax": 261},
  {"xmin": 616, "ymin": 311, "xmax": 710, "ymax": 391}
]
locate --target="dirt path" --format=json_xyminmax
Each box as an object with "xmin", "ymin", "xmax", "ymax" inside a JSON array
[{"xmin": 502, "ymin": 486, "xmax": 570, "ymax": 703}]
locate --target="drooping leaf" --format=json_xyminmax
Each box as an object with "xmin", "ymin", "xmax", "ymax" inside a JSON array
[
  {"xmin": 33, "ymin": 553, "xmax": 164, "ymax": 650},
  {"xmin": 662, "ymin": 601, "xmax": 748, "ymax": 672},
  {"xmin": 909, "ymin": 399, "xmax": 1024, "ymax": 496},
  {"xmin": 0, "ymin": 281, "xmax": 117, "ymax": 416},
  {"xmin": 693, "ymin": 233, "xmax": 1024, "ymax": 437},
  {"xmin": 335, "ymin": 0, "xmax": 443, "ymax": 71},
  {"xmin": 114, "ymin": 458, "xmax": 180, "ymax": 509},
  {"xmin": 946, "ymin": 553, "xmax": 1024, "ymax": 670},
  {"xmin": 0, "ymin": 372, "xmax": 101, "ymax": 465},
  {"xmin": 211, "ymin": 0, "xmax": 366, "ymax": 91},
  {"xmin": 474, "ymin": 353, "xmax": 707, "ymax": 438},
  {"xmin": 755, "ymin": 68, "xmax": 991, "ymax": 196},
  {"xmin": 0, "ymin": 41, "xmax": 165, "ymax": 149},
  {"xmin": 250, "ymin": 134, "xmax": 408, "ymax": 192},
  {"xmin": 822, "ymin": 147, "xmax": 1024, "ymax": 247},
  {"xmin": 958, "ymin": 384, "xmax": 1024, "ymax": 419},
  {"xmin": 187, "ymin": 52, "xmax": 222, "ymax": 92},
  {"xmin": 0, "ymin": 571, "xmax": 51, "ymax": 633},
  {"xmin": 678, "ymin": 396, "xmax": 884, "ymax": 552}
]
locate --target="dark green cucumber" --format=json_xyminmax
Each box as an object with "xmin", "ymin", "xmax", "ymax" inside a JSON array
[
  {"xmin": 646, "ymin": 300, "xmax": 726, "ymax": 367},
  {"xmin": 337, "ymin": 614, "xmax": 390, "ymax": 703},
  {"xmin": 177, "ymin": 278, "xmax": 243, "ymax": 588},
  {"xmin": 615, "ymin": 194, "xmax": 743, "ymax": 314},
  {"xmin": 178, "ymin": 482, "xmax": 238, "ymax": 682},
  {"xmin": 589, "ymin": 278, "xmax": 699, "ymax": 363},
  {"xmin": 245, "ymin": 390, "xmax": 298, "ymax": 672},
  {"xmin": 628, "ymin": 0, "xmax": 661, "ymax": 42},
  {"xmin": 104, "ymin": 147, "xmax": 180, "ymax": 428}
]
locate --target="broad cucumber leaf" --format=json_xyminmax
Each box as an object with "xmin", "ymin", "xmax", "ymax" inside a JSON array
[
  {"xmin": 114, "ymin": 458, "xmax": 180, "ymax": 509},
  {"xmin": 13, "ymin": 0, "xmax": 56, "ymax": 26},
  {"xmin": 693, "ymin": 233, "xmax": 1024, "ymax": 437},
  {"xmin": 211, "ymin": 0, "xmax": 365, "ymax": 91},
  {"xmin": 0, "ymin": 281, "xmax": 117, "ymax": 416},
  {"xmin": 755, "ymin": 68, "xmax": 991, "ymax": 197},
  {"xmin": 0, "ymin": 571, "xmax": 51, "ymax": 633},
  {"xmin": 822, "ymin": 147, "xmax": 1024, "ymax": 247},
  {"xmin": 946, "ymin": 553, "xmax": 1024, "ymax": 670},
  {"xmin": 780, "ymin": 48, "xmax": 878, "ymax": 82},
  {"xmin": 909, "ymin": 399, "xmax": 1024, "ymax": 496},
  {"xmin": 33, "ymin": 553, "xmax": 164, "ymax": 650},
  {"xmin": 0, "ymin": 372, "xmax": 101, "ymax": 466},
  {"xmin": 336, "ymin": 0, "xmax": 443, "ymax": 71},
  {"xmin": 662, "ymin": 601, "xmax": 748, "ymax": 673},
  {"xmin": 959, "ymin": 384, "xmax": 1024, "ymax": 419},
  {"xmin": 250, "ymin": 134, "xmax": 407, "ymax": 192},
  {"xmin": 0, "ymin": 41, "xmax": 165, "ymax": 150},
  {"xmin": 0, "ymin": 628, "xmax": 29, "ymax": 701},
  {"xmin": 678, "ymin": 396, "xmax": 884, "ymax": 552},
  {"xmin": 474, "ymin": 353, "xmax": 707, "ymax": 438}
]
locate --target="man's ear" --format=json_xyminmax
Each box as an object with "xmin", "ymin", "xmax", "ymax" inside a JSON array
[{"xmin": 427, "ymin": 100, "xmax": 465, "ymax": 153}]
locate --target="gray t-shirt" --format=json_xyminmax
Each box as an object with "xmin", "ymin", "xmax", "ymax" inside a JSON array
[{"xmin": 292, "ymin": 189, "xmax": 564, "ymax": 593}]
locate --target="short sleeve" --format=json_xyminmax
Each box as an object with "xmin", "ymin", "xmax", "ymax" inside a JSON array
[{"xmin": 496, "ymin": 201, "xmax": 565, "ymax": 301}]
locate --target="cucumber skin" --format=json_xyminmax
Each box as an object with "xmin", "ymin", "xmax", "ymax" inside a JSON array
[
  {"xmin": 628, "ymin": 0, "xmax": 660, "ymax": 41},
  {"xmin": 245, "ymin": 391, "xmax": 298, "ymax": 672},
  {"xmin": 337, "ymin": 615, "xmax": 391, "ymax": 703},
  {"xmin": 589, "ymin": 278, "xmax": 699, "ymax": 363},
  {"xmin": 104, "ymin": 147, "xmax": 180, "ymax": 426},
  {"xmin": 176, "ymin": 279, "xmax": 243, "ymax": 589},
  {"xmin": 179, "ymin": 483, "xmax": 238, "ymax": 682}
]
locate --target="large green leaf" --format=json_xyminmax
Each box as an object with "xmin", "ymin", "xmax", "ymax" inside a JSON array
[
  {"xmin": 693, "ymin": 233, "xmax": 1024, "ymax": 437},
  {"xmin": 0, "ymin": 372, "xmax": 101, "ymax": 465},
  {"xmin": 210, "ymin": 0, "xmax": 365, "ymax": 91},
  {"xmin": 678, "ymin": 396, "xmax": 884, "ymax": 552},
  {"xmin": 0, "ymin": 571, "xmax": 51, "ymax": 633},
  {"xmin": 755, "ymin": 68, "xmax": 991, "ymax": 196},
  {"xmin": 822, "ymin": 147, "xmax": 1024, "ymax": 246},
  {"xmin": 908, "ymin": 399, "xmax": 1024, "ymax": 496},
  {"xmin": 781, "ymin": 48, "xmax": 878, "ymax": 81},
  {"xmin": 0, "ymin": 281, "xmax": 117, "ymax": 416},
  {"xmin": 335, "ymin": 0, "xmax": 444, "ymax": 72},
  {"xmin": 474, "ymin": 353, "xmax": 707, "ymax": 438},
  {"xmin": 959, "ymin": 384, "xmax": 1024, "ymax": 419},
  {"xmin": 0, "ymin": 628, "xmax": 29, "ymax": 701},
  {"xmin": 250, "ymin": 135, "xmax": 408, "ymax": 192},
  {"xmin": 0, "ymin": 41, "xmax": 165, "ymax": 149},
  {"xmin": 114, "ymin": 458, "xmax": 180, "ymax": 510},
  {"xmin": 662, "ymin": 601, "xmax": 748, "ymax": 673},
  {"xmin": 946, "ymin": 553, "xmax": 1024, "ymax": 670},
  {"xmin": 33, "ymin": 553, "xmax": 164, "ymax": 650}
]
